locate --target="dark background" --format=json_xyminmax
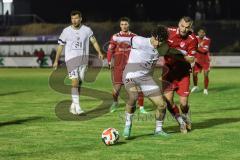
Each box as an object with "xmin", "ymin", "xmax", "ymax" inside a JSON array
[{"xmin": 14, "ymin": 0, "xmax": 240, "ymax": 23}]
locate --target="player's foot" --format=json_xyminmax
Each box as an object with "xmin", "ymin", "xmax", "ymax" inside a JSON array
[
  {"xmin": 75, "ymin": 108, "xmax": 84, "ymax": 115},
  {"xmin": 123, "ymin": 125, "xmax": 132, "ymax": 139},
  {"xmin": 69, "ymin": 103, "xmax": 77, "ymax": 115},
  {"xmin": 203, "ymin": 89, "xmax": 208, "ymax": 95},
  {"xmin": 154, "ymin": 130, "xmax": 169, "ymax": 137},
  {"xmin": 191, "ymin": 86, "xmax": 199, "ymax": 93},
  {"xmin": 110, "ymin": 102, "xmax": 118, "ymax": 113},
  {"xmin": 182, "ymin": 114, "xmax": 192, "ymax": 131},
  {"xmin": 179, "ymin": 122, "xmax": 188, "ymax": 134},
  {"xmin": 139, "ymin": 106, "xmax": 148, "ymax": 114}
]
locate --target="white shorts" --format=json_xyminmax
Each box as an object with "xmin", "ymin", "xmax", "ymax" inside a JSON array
[{"xmin": 68, "ymin": 65, "xmax": 87, "ymax": 81}]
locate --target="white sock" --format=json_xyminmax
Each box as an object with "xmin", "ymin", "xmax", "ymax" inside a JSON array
[
  {"xmin": 113, "ymin": 101, "xmax": 118, "ymax": 105},
  {"xmin": 177, "ymin": 116, "xmax": 185, "ymax": 125},
  {"xmin": 155, "ymin": 120, "xmax": 163, "ymax": 132},
  {"xmin": 139, "ymin": 106, "xmax": 144, "ymax": 110},
  {"xmin": 125, "ymin": 112, "xmax": 133, "ymax": 127},
  {"xmin": 72, "ymin": 88, "xmax": 81, "ymax": 109}
]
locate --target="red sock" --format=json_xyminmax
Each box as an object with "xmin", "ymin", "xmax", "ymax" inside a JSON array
[
  {"xmin": 204, "ymin": 76, "xmax": 209, "ymax": 89},
  {"xmin": 112, "ymin": 91, "xmax": 118, "ymax": 102},
  {"xmin": 137, "ymin": 92, "xmax": 144, "ymax": 107},
  {"xmin": 193, "ymin": 73, "xmax": 198, "ymax": 86},
  {"xmin": 172, "ymin": 104, "xmax": 180, "ymax": 117}
]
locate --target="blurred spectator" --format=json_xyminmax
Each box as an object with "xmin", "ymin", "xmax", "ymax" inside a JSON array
[
  {"xmin": 187, "ymin": 3, "xmax": 194, "ymax": 19},
  {"xmin": 50, "ymin": 48, "xmax": 56, "ymax": 65},
  {"xmin": 206, "ymin": 0, "xmax": 214, "ymax": 20},
  {"xmin": 195, "ymin": 0, "xmax": 205, "ymax": 21},
  {"xmin": 134, "ymin": 1, "xmax": 146, "ymax": 21},
  {"xmin": 36, "ymin": 48, "xmax": 45, "ymax": 67},
  {"xmin": 214, "ymin": 0, "xmax": 221, "ymax": 19}
]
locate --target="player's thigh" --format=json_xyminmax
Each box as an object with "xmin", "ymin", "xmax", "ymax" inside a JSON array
[
  {"xmin": 179, "ymin": 95, "xmax": 188, "ymax": 106},
  {"xmin": 193, "ymin": 62, "xmax": 202, "ymax": 74},
  {"xmin": 124, "ymin": 79, "xmax": 139, "ymax": 102},
  {"xmin": 137, "ymin": 76, "xmax": 160, "ymax": 97},
  {"xmin": 113, "ymin": 68, "xmax": 124, "ymax": 84},
  {"xmin": 164, "ymin": 90, "xmax": 174, "ymax": 104},
  {"xmin": 176, "ymin": 75, "xmax": 190, "ymax": 97},
  {"xmin": 148, "ymin": 94, "xmax": 166, "ymax": 108},
  {"xmin": 71, "ymin": 78, "xmax": 79, "ymax": 88}
]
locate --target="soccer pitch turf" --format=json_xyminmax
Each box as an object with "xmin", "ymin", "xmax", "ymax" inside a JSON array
[{"xmin": 0, "ymin": 68, "xmax": 240, "ymax": 160}]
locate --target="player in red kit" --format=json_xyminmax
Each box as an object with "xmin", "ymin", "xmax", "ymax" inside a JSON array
[
  {"xmin": 107, "ymin": 17, "xmax": 147, "ymax": 114},
  {"xmin": 162, "ymin": 17, "xmax": 197, "ymax": 133},
  {"xmin": 191, "ymin": 27, "xmax": 211, "ymax": 95}
]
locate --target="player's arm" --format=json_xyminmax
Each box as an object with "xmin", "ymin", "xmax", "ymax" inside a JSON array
[
  {"xmin": 107, "ymin": 36, "xmax": 117, "ymax": 69},
  {"xmin": 90, "ymin": 35, "xmax": 104, "ymax": 60},
  {"xmin": 53, "ymin": 45, "xmax": 64, "ymax": 69},
  {"xmin": 185, "ymin": 38, "xmax": 198, "ymax": 64},
  {"xmin": 197, "ymin": 39, "xmax": 211, "ymax": 54}
]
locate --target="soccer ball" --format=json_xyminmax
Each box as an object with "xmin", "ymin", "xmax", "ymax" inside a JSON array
[{"xmin": 101, "ymin": 128, "xmax": 119, "ymax": 145}]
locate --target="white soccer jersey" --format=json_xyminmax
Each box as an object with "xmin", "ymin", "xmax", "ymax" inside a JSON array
[
  {"xmin": 58, "ymin": 25, "xmax": 93, "ymax": 62},
  {"xmin": 113, "ymin": 35, "xmax": 159, "ymax": 78}
]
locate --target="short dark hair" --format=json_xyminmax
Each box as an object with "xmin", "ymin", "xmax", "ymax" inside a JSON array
[
  {"xmin": 180, "ymin": 16, "xmax": 193, "ymax": 23},
  {"xmin": 197, "ymin": 26, "xmax": 207, "ymax": 32},
  {"xmin": 71, "ymin": 10, "xmax": 82, "ymax": 17},
  {"xmin": 151, "ymin": 25, "xmax": 168, "ymax": 42},
  {"xmin": 119, "ymin": 17, "xmax": 130, "ymax": 23}
]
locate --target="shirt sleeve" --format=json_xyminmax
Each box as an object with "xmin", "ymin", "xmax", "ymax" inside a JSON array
[
  {"xmin": 197, "ymin": 39, "xmax": 211, "ymax": 54},
  {"xmin": 88, "ymin": 28, "xmax": 94, "ymax": 39},
  {"xmin": 107, "ymin": 36, "xmax": 117, "ymax": 63},
  {"xmin": 58, "ymin": 29, "xmax": 67, "ymax": 45},
  {"xmin": 187, "ymin": 38, "xmax": 198, "ymax": 57},
  {"xmin": 131, "ymin": 36, "xmax": 150, "ymax": 49}
]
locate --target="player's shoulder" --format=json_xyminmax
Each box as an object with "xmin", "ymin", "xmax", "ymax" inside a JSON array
[
  {"xmin": 188, "ymin": 32, "xmax": 198, "ymax": 42},
  {"xmin": 167, "ymin": 27, "xmax": 177, "ymax": 31},
  {"xmin": 203, "ymin": 36, "xmax": 211, "ymax": 41},
  {"xmin": 167, "ymin": 27, "xmax": 177, "ymax": 33},
  {"xmin": 81, "ymin": 24, "xmax": 93, "ymax": 32},
  {"xmin": 129, "ymin": 32, "xmax": 137, "ymax": 36},
  {"xmin": 62, "ymin": 25, "xmax": 72, "ymax": 32}
]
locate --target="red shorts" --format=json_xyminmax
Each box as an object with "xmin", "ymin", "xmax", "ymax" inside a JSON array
[
  {"xmin": 112, "ymin": 67, "xmax": 124, "ymax": 84},
  {"xmin": 194, "ymin": 53, "xmax": 210, "ymax": 73},
  {"xmin": 162, "ymin": 65, "xmax": 190, "ymax": 97}
]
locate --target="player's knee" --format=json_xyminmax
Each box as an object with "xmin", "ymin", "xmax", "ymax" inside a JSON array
[
  {"xmin": 127, "ymin": 93, "xmax": 138, "ymax": 106},
  {"xmin": 156, "ymin": 100, "xmax": 167, "ymax": 110},
  {"xmin": 72, "ymin": 80, "xmax": 79, "ymax": 88}
]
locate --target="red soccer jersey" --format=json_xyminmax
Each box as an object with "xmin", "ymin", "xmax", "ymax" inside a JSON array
[
  {"xmin": 164, "ymin": 27, "xmax": 198, "ymax": 67},
  {"xmin": 196, "ymin": 36, "xmax": 211, "ymax": 55},
  {"xmin": 107, "ymin": 31, "xmax": 136, "ymax": 70}
]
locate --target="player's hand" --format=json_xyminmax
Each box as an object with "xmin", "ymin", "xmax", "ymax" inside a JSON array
[
  {"xmin": 53, "ymin": 61, "xmax": 58, "ymax": 70},
  {"xmin": 98, "ymin": 52, "xmax": 104, "ymax": 60},
  {"xmin": 184, "ymin": 56, "xmax": 195, "ymax": 63}
]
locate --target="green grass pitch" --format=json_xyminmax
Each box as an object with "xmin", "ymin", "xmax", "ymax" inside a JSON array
[{"xmin": 0, "ymin": 68, "xmax": 240, "ymax": 160}]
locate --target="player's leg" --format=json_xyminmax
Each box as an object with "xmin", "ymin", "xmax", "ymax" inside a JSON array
[
  {"xmin": 110, "ymin": 68, "xmax": 123, "ymax": 112},
  {"xmin": 110, "ymin": 83, "xmax": 122, "ymax": 112},
  {"xmin": 137, "ymin": 91, "xmax": 147, "ymax": 114},
  {"xmin": 140, "ymin": 76, "xmax": 168, "ymax": 136},
  {"xmin": 191, "ymin": 63, "xmax": 201, "ymax": 93},
  {"xmin": 165, "ymin": 90, "xmax": 187, "ymax": 133},
  {"xmin": 123, "ymin": 79, "xmax": 139, "ymax": 138},
  {"xmin": 70, "ymin": 78, "xmax": 84, "ymax": 115},
  {"xmin": 203, "ymin": 69, "xmax": 210, "ymax": 95},
  {"xmin": 179, "ymin": 96, "xmax": 191, "ymax": 131},
  {"xmin": 148, "ymin": 94, "xmax": 168, "ymax": 136}
]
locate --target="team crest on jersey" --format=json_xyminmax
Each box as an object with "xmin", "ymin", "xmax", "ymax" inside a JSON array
[{"xmin": 180, "ymin": 42, "xmax": 186, "ymax": 48}]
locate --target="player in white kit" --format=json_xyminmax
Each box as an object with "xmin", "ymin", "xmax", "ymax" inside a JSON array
[
  {"xmin": 53, "ymin": 10, "xmax": 104, "ymax": 115},
  {"xmin": 113, "ymin": 25, "xmax": 191, "ymax": 138}
]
